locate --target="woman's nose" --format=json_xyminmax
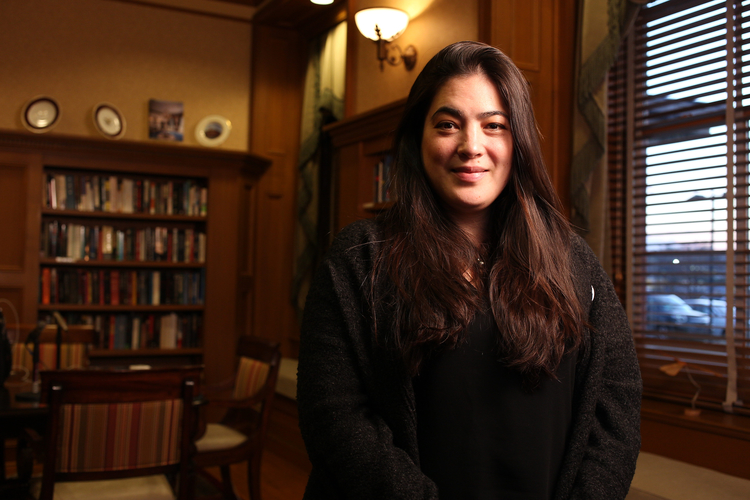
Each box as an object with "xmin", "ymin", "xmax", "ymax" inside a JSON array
[{"xmin": 457, "ymin": 127, "xmax": 482, "ymax": 158}]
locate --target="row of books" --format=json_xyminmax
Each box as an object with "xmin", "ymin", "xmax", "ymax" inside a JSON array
[
  {"xmin": 44, "ymin": 173, "xmax": 208, "ymax": 216},
  {"xmin": 41, "ymin": 222, "xmax": 206, "ymax": 263},
  {"xmin": 40, "ymin": 268, "xmax": 205, "ymax": 306},
  {"xmin": 38, "ymin": 312, "xmax": 202, "ymax": 350},
  {"xmin": 373, "ymin": 155, "xmax": 393, "ymax": 204}
]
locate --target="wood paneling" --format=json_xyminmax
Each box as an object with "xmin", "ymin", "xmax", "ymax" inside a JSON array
[
  {"xmin": 479, "ymin": 0, "xmax": 576, "ymax": 213},
  {"xmin": 250, "ymin": 24, "xmax": 306, "ymax": 357},
  {"xmin": 0, "ymin": 162, "xmax": 27, "ymax": 272},
  {"xmin": 0, "ymin": 152, "xmax": 43, "ymax": 323},
  {"xmin": 641, "ymin": 398, "xmax": 750, "ymax": 480}
]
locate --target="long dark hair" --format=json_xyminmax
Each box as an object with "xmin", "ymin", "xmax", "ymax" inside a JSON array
[{"xmin": 374, "ymin": 41, "xmax": 585, "ymax": 381}]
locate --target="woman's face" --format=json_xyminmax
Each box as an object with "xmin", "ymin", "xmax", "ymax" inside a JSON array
[{"xmin": 421, "ymin": 72, "xmax": 513, "ymax": 223}]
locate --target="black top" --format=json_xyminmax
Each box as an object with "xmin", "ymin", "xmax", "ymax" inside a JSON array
[{"xmin": 413, "ymin": 306, "xmax": 577, "ymax": 500}]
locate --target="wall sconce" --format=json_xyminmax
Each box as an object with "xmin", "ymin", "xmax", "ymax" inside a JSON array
[{"xmin": 355, "ymin": 7, "xmax": 417, "ymax": 71}]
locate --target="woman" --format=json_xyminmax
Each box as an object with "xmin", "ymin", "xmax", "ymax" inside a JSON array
[{"xmin": 298, "ymin": 41, "xmax": 641, "ymax": 500}]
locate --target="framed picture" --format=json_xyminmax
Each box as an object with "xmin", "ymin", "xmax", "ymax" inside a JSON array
[
  {"xmin": 195, "ymin": 115, "xmax": 232, "ymax": 147},
  {"xmin": 148, "ymin": 99, "xmax": 184, "ymax": 142}
]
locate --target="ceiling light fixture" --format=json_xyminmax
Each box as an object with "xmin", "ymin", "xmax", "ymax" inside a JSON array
[
  {"xmin": 355, "ymin": 7, "xmax": 417, "ymax": 71},
  {"xmin": 310, "ymin": 0, "xmax": 334, "ymax": 5}
]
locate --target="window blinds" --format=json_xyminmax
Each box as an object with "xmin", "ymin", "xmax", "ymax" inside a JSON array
[{"xmin": 609, "ymin": 0, "xmax": 750, "ymax": 412}]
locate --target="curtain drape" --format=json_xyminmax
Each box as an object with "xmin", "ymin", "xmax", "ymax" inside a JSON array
[
  {"xmin": 291, "ymin": 21, "xmax": 347, "ymax": 320},
  {"xmin": 570, "ymin": 0, "xmax": 645, "ymax": 270}
]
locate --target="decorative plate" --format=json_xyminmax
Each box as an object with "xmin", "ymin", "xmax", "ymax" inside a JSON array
[
  {"xmin": 22, "ymin": 96, "xmax": 60, "ymax": 133},
  {"xmin": 93, "ymin": 103, "xmax": 126, "ymax": 139},
  {"xmin": 195, "ymin": 115, "xmax": 231, "ymax": 147}
]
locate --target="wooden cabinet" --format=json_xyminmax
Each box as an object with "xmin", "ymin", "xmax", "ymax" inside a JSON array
[
  {"xmin": 0, "ymin": 131, "xmax": 269, "ymax": 384},
  {"xmin": 325, "ymin": 98, "xmax": 404, "ymax": 233}
]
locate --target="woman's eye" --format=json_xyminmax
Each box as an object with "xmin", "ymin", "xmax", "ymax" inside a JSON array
[
  {"xmin": 487, "ymin": 122, "xmax": 506, "ymax": 130},
  {"xmin": 436, "ymin": 121, "xmax": 457, "ymax": 130}
]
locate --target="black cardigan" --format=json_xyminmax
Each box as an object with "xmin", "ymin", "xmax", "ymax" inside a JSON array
[{"xmin": 297, "ymin": 219, "xmax": 642, "ymax": 499}]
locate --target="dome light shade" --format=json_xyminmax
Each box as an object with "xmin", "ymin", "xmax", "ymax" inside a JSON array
[
  {"xmin": 310, "ymin": 0, "xmax": 334, "ymax": 5},
  {"xmin": 355, "ymin": 8, "xmax": 409, "ymax": 42}
]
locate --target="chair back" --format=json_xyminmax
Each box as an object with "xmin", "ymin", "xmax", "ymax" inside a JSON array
[
  {"xmin": 10, "ymin": 324, "xmax": 98, "ymax": 374},
  {"xmin": 228, "ymin": 336, "xmax": 281, "ymax": 437},
  {"xmin": 37, "ymin": 366, "xmax": 201, "ymax": 500}
]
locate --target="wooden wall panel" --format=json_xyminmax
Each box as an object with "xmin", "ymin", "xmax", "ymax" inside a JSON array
[
  {"xmin": 512, "ymin": 0, "xmax": 542, "ymax": 71},
  {"xmin": 204, "ymin": 168, "xmax": 242, "ymax": 385},
  {"xmin": 641, "ymin": 412, "xmax": 750, "ymax": 480},
  {"xmin": 0, "ymin": 163, "xmax": 27, "ymax": 272},
  {"xmin": 0, "ymin": 152, "xmax": 42, "ymax": 323},
  {"xmin": 479, "ymin": 0, "xmax": 576, "ymax": 213},
  {"xmin": 250, "ymin": 24, "xmax": 306, "ymax": 357}
]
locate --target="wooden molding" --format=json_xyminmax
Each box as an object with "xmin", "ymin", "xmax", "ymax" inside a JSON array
[
  {"xmin": 0, "ymin": 130, "xmax": 270, "ymax": 174},
  {"xmin": 324, "ymin": 98, "xmax": 405, "ymax": 148}
]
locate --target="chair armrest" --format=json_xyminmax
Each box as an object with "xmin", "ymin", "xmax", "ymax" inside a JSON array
[
  {"xmin": 201, "ymin": 377, "xmax": 235, "ymax": 398},
  {"xmin": 206, "ymin": 384, "xmax": 274, "ymax": 409}
]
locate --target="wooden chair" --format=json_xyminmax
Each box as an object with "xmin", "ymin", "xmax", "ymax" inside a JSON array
[
  {"xmin": 9, "ymin": 324, "xmax": 98, "ymax": 378},
  {"xmin": 193, "ymin": 336, "xmax": 281, "ymax": 500},
  {"xmin": 21, "ymin": 366, "xmax": 202, "ymax": 500}
]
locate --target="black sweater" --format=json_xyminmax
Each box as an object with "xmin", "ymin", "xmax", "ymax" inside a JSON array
[{"xmin": 297, "ymin": 219, "xmax": 642, "ymax": 499}]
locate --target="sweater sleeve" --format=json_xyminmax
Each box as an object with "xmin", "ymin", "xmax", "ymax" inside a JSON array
[
  {"xmin": 564, "ymin": 237, "xmax": 642, "ymax": 500},
  {"xmin": 297, "ymin": 222, "xmax": 439, "ymax": 500}
]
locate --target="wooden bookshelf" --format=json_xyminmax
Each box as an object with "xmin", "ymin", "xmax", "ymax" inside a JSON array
[
  {"xmin": 0, "ymin": 130, "xmax": 270, "ymax": 384},
  {"xmin": 324, "ymin": 98, "xmax": 405, "ymax": 232}
]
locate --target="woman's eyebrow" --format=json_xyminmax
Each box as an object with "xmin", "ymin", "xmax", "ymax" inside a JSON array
[
  {"xmin": 431, "ymin": 106, "xmax": 463, "ymax": 120},
  {"xmin": 481, "ymin": 110, "xmax": 509, "ymax": 119},
  {"xmin": 431, "ymin": 106, "xmax": 509, "ymax": 120}
]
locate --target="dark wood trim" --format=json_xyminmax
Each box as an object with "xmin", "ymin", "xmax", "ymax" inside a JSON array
[
  {"xmin": 108, "ymin": 0, "xmax": 255, "ymax": 23},
  {"xmin": 477, "ymin": 0, "xmax": 492, "ymax": 45},
  {"xmin": 344, "ymin": 0, "xmax": 358, "ymax": 118},
  {"xmin": 642, "ymin": 397, "xmax": 750, "ymax": 442},
  {"xmin": 324, "ymin": 98, "xmax": 405, "ymax": 148},
  {"xmin": 641, "ymin": 397, "xmax": 750, "ymax": 480},
  {"xmin": 0, "ymin": 130, "xmax": 269, "ymax": 174}
]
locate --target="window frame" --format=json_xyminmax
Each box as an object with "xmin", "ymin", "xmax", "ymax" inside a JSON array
[{"xmin": 608, "ymin": 0, "xmax": 749, "ymax": 414}]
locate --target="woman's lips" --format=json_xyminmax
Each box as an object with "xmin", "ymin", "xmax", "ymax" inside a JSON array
[{"xmin": 452, "ymin": 166, "xmax": 488, "ymax": 182}]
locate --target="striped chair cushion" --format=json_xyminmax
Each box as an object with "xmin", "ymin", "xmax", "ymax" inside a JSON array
[
  {"xmin": 12, "ymin": 343, "xmax": 87, "ymax": 373},
  {"xmin": 232, "ymin": 357, "xmax": 270, "ymax": 400},
  {"xmin": 56, "ymin": 400, "xmax": 184, "ymax": 473}
]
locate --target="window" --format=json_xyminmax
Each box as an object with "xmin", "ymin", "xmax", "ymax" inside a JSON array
[{"xmin": 609, "ymin": 0, "xmax": 749, "ymax": 413}]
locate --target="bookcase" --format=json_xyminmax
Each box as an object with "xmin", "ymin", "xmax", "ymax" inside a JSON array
[
  {"xmin": 0, "ymin": 130, "xmax": 269, "ymax": 384},
  {"xmin": 324, "ymin": 98, "xmax": 405, "ymax": 232},
  {"xmin": 39, "ymin": 169, "xmax": 208, "ymax": 354}
]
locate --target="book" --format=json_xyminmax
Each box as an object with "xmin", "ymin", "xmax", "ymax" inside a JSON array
[
  {"xmin": 101, "ymin": 226, "xmax": 114, "ymax": 260},
  {"xmin": 159, "ymin": 313, "xmax": 178, "ymax": 349},
  {"xmin": 41, "ymin": 268, "xmax": 51, "ymax": 305},
  {"xmin": 48, "ymin": 175, "xmax": 57, "ymax": 209},
  {"xmin": 65, "ymin": 175, "xmax": 75, "ymax": 210},
  {"xmin": 110, "ymin": 270, "xmax": 120, "ymax": 305},
  {"xmin": 131, "ymin": 316, "xmax": 141, "ymax": 350},
  {"xmin": 200, "ymin": 187, "xmax": 208, "ymax": 216},
  {"xmin": 151, "ymin": 271, "xmax": 160, "ymax": 306}
]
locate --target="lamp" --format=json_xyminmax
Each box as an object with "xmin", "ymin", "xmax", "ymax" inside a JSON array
[
  {"xmin": 310, "ymin": 0, "xmax": 334, "ymax": 4},
  {"xmin": 355, "ymin": 7, "xmax": 417, "ymax": 71}
]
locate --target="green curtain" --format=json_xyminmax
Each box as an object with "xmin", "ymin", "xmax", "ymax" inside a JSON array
[
  {"xmin": 291, "ymin": 21, "xmax": 347, "ymax": 320},
  {"xmin": 570, "ymin": 0, "xmax": 645, "ymax": 268}
]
